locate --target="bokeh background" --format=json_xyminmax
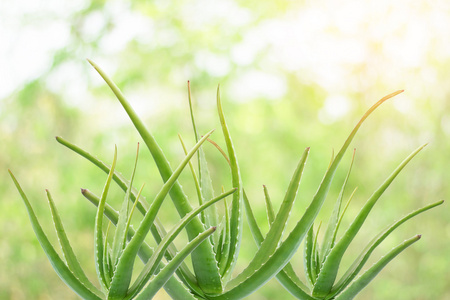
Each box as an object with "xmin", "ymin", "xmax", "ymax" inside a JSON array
[{"xmin": 1, "ymin": 0, "xmax": 449, "ymax": 299}]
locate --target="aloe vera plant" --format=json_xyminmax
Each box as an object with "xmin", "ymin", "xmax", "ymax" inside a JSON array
[
  {"xmin": 11, "ymin": 59, "xmax": 442, "ymax": 300},
  {"xmin": 243, "ymin": 112, "xmax": 444, "ymax": 299},
  {"xmin": 9, "ymin": 132, "xmax": 237, "ymax": 299}
]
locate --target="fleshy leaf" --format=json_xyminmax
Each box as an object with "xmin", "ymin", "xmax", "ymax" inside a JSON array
[
  {"xmin": 304, "ymin": 225, "xmax": 315, "ymax": 286},
  {"xmin": 330, "ymin": 200, "xmax": 444, "ymax": 297},
  {"xmin": 87, "ymin": 59, "xmax": 222, "ymax": 293},
  {"xmin": 46, "ymin": 190, "xmax": 102, "ymax": 296},
  {"xmin": 210, "ymin": 91, "xmax": 403, "ymax": 300},
  {"xmin": 243, "ymin": 191, "xmax": 312, "ymax": 299},
  {"xmin": 111, "ymin": 144, "xmax": 140, "ymax": 267},
  {"xmin": 107, "ymin": 130, "xmax": 214, "ymax": 299},
  {"xmin": 134, "ymin": 227, "xmax": 217, "ymax": 300},
  {"xmin": 334, "ymin": 235, "xmax": 422, "ymax": 300},
  {"xmin": 94, "ymin": 145, "xmax": 117, "ymax": 291},
  {"xmin": 128, "ymin": 188, "xmax": 236, "ymax": 299},
  {"xmin": 187, "ymin": 82, "xmax": 219, "ymax": 231},
  {"xmin": 9, "ymin": 171, "xmax": 103, "ymax": 300},
  {"xmin": 320, "ymin": 149, "xmax": 356, "ymax": 262},
  {"xmin": 312, "ymin": 144, "xmax": 426, "ymax": 297},
  {"xmin": 229, "ymin": 147, "xmax": 310, "ymax": 288},
  {"xmin": 216, "ymin": 85, "xmax": 244, "ymax": 282},
  {"xmin": 263, "ymin": 185, "xmax": 275, "ymax": 225},
  {"xmin": 81, "ymin": 188, "xmax": 198, "ymax": 300}
]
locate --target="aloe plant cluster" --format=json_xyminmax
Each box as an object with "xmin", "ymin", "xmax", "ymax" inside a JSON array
[{"xmin": 10, "ymin": 60, "xmax": 442, "ymax": 300}]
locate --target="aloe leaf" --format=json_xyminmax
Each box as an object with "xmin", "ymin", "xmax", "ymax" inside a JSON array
[
  {"xmin": 216, "ymin": 86, "xmax": 243, "ymax": 282},
  {"xmin": 87, "ymin": 59, "xmax": 222, "ymax": 293},
  {"xmin": 111, "ymin": 144, "xmax": 140, "ymax": 267},
  {"xmin": 327, "ymin": 148, "xmax": 335, "ymax": 170},
  {"xmin": 304, "ymin": 225, "xmax": 315, "ymax": 286},
  {"xmin": 9, "ymin": 171, "xmax": 103, "ymax": 300},
  {"xmin": 94, "ymin": 145, "xmax": 117, "ymax": 291},
  {"xmin": 243, "ymin": 190, "xmax": 312, "ymax": 299},
  {"xmin": 199, "ymin": 149, "xmax": 218, "ymax": 231},
  {"xmin": 179, "ymin": 133, "xmax": 218, "ymax": 236},
  {"xmin": 179, "ymin": 134, "xmax": 203, "ymax": 208},
  {"xmin": 56, "ymin": 136, "xmax": 150, "ymax": 212},
  {"xmin": 81, "ymin": 189, "xmax": 198, "ymax": 300},
  {"xmin": 63, "ymin": 138, "xmax": 201, "ymax": 295},
  {"xmin": 320, "ymin": 149, "xmax": 356, "ymax": 262},
  {"xmin": 124, "ymin": 183, "xmax": 144, "ymax": 244},
  {"xmin": 149, "ymin": 215, "xmax": 204, "ymax": 298},
  {"xmin": 333, "ymin": 187, "xmax": 357, "ymax": 247},
  {"xmin": 56, "ymin": 136, "xmax": 175, "ymax": 252},
  {"xmin": 242, "ymin": 190, "xmax": 265, "ymax": 247},
  {"xmin": 187, "ymin": 81, "xmax": 200, "ymax": 143},
  {"xmin": 244, "ymin": 188, "xmax": 309, "ymax": 293},
  {"xmin": 312, "ymin": 144, "xmax": 426, "ymax": 297},
  {"xmin": 229, "ymin": 147, "xmax": 310, "ymax": 287},
  {"xmin": 334, "ymin": 235, "xmax": 422, "ymax": 300},
  {"xmin": 134, "ymin": 227, "xmax": 217, "ymax": 300},
  {"xmin": 207, "ymin": 137, "xmax": 231, "ymax": 165},
  {"xmin": 82, "ymin": 187, "xmax": 201, "ymax": 297},
  {"xmin": 219, "ymin": 196, "xmax": 231, "ymax": 275},
  {"xmin": 330, "ymin": 199, "xmax": 443, "ymax": 297},
  {"xmin": 107, "ymin": 130, "xmax": 214, "ymax": 299},
  {"xmin": 45, "ymin": 190, "xmax": 103, "ymax": 296},
  {"xmin": 311, "ymin": 222, "xmax": 322, "ymax": 282},
  {"xmin": 128, "ymin": 189, "xmax": 236, "ymax": 298},
  {"xmin": 263, "ymin": 185, "xmax": 276, "ymax": 225},
  {"xmin": 211, "ymin": 91, "xmax": 403, "ymax": 300},
  {"xmin": 103, "ymin": 222, "xmax": 112, "ymax": 288},
  {"xmin": 187, "ymin": 82, "xmax": 219, "ymax": 231}
]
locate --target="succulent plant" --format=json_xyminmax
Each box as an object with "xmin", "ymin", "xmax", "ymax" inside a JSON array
[{"xmin": 10, "ymin": 60, "xmax": 442, "ymax": 300}]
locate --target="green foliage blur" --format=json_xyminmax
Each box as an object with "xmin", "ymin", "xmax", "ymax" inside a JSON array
[{"xmin": 1, "ymin": 0, "xmax": 449, "ymax": 299}]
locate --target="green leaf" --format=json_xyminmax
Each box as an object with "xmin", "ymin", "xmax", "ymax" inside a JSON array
[
  {"xmin": 81, "ymin": 189, "xmax": 198, "ymax": 300},
  {"xmin": 94, "ymin": 145, "xmax": 117, "ymax": 291},
  {"xmin": 87, "ymin": 59, "xmax": 222, "ymax": 293},
  {"xmin": 9, "ymin": 171, "xmax": 103, "ymax": 300},
  {"xmin": 56, "ymin": 136, "xmax": 175, "ymax": 256},
  {"xmin": 111, "ymin": 144, "xmax": 140, "ymax": 267},
  {"xmin": 56, "ymin": 136, "xmax": 150, "ymax": 213},
  {"xmin": 128, "ymin": 188, "xmax": 236, "ymax": 299},
  {"xmin": 219, "ymin": 196, "xmax": 231, "ymax": 275},
  {"xmin": 263, "ymin": 185, "xmax": 275, "ymax": 225},
  {"xmin": 211, "ymin": 91, "xmax": 403, "ymax": 300},
  {"xmin": 243, "ymin": 190, "xmax": 312, "ymax": 299},
  {"xmin": 311, "ymin": 222, "xmax": 322, "ymax": 283},
  {"xmin": 199, "ymin": 148, "xmax": 218, "ymax": 232},
  {"xmin": 304, "ymin": 225, "xmax": 315, "ymax": 286},
  {"xmin": 134, "ymin": 227, "xmax": 217, "ymax": 300},
  {"xmin": 312, "ymin": 144, "xmax": 426, "ymax": 297},
  {"xmin": 229, "ymin": 147, "xmax": 310, "ymax": 287},
  {"xmin": 45, "ymin": 190, "xmax": 103, "ymax": 296},
  {"xmin": 333, "ymin": 187, "xmax": 357, "ymax": 248},
  {"xmin": 107, "ymin": 130, "xmax": 214, "ymax": 299},
  {"xmin": 334, "ymin": 235, "xmax": 422, "ymax": 300},
  {"xmin": 178, "ymin": 134, "xmax": 204, "ymax": 209},
  {"xmin": 103, "ymin": 222, "xmax": 113, "ymax": 288},
  {"xmin": 320, "ymin": 149, "xmax": 356, "ymax": 263},
  {"xmin": 330, "ymin": 200, "xmax": 444, "ymax": 297},
  {"xmin": 216, "ymin": 86, "xmax": 244, "ymax": 282},
  {"xmin": 187, "ymin": 82, "xmax": 219, "ymax": 232}
]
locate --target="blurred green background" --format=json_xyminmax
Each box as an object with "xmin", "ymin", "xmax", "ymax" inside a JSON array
[{"xmin": 1, "ymin": 0, "xmax": 449, "ymax": 299}]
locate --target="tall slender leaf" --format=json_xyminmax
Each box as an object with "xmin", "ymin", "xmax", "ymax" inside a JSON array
[{"xmin": 87, "ymin": 59, "xmax": 222, "ymax": 293}]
